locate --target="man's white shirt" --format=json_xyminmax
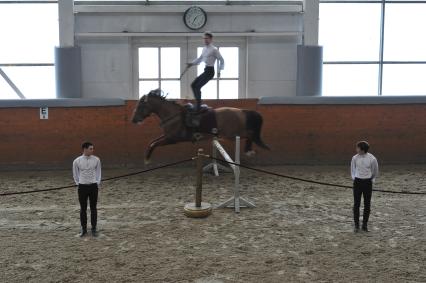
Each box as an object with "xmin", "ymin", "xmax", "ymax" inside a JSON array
[
  {"xmin": 351, "ymin": 153, "xmax": 379, "ymax": 182},
  {"xmin": 73, "ymin": 155, "xmax": 102, "ymax": 186},
  {"xmin": 192, "ymin": 44, "xmax": 225, "ymax": 70}
]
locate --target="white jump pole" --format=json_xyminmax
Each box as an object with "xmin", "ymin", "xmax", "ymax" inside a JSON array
[
  {"xmin": 205, "ymin": 136, "xmax": 255, "ymax": 213},
  {"xmin": 203, "ymin": 137, "xmax": 231, "ymax": 176}
]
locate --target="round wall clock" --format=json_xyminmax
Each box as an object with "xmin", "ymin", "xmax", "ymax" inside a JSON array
[{"xmin": 183, "ymin": 6, "xmax": 207, "ymax": 30}]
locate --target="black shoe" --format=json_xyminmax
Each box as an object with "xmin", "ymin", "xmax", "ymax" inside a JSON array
[
  {"xmin": 79, "ymin": 229, "xmax": 87, "ymax": 237},
  {"xmin": 354, "ymin": 223, "xmax": 360, "ymax": 233},
  {"xmin": 91, "ymin": 228, "xmax": 98, "ymax": 237},
  {"xmin": 362, "ymin": 225, "xmax": 369, "ymax": 232}
]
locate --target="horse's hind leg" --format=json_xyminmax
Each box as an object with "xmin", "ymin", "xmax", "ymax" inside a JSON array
[{"xmin": 244, "ymin": 138, "xmax": 256, "ymax": 157}]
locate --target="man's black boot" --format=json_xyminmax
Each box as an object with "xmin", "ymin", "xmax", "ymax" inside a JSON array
[
  {"xmin": 79, "ymin": 228, "xmax": 87, "ymax": 237},
  {"xmin": 195, "ymin": 100, "xmax": 201, "ymax": 112},
  {"xmin": 354, "ymin": 223, "xmax": 360, "ymax": 233},
  {"xmin": 91, "ymin": 227, "xmax": 98, "ymax": 237},
  {"xmin": 362, "ymin": 223, "xmax": 369, "ymax": 232}
]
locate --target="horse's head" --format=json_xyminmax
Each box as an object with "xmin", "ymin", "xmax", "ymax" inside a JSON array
[
  {"xmin": 132, "ymin": 90, "xmax": 158, "ymax": 124},
  {"xmin": 132, "ymin": 89, "xmax": 178, "ymax": 124}
]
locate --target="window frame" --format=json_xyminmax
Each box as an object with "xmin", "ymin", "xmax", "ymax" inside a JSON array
[
  {"xmin": 138, "ymin": 46, "xmax": 182, "ymax": 98},
  {"xmin": 132, "ymin": 37, "xmax": 246, "ymax": 99},
  {"xmin": 132, "ymin": 37, "xmax": 187, "ymax": 99},
  {"xmin": 0, "ymin": 1, "xmax": 58, "ymax": 99},
  {"xmin": 320, "ymin": 0, "xmax": 426, "ymax": 96},
  {"xmin": 196, "ymin": 46, "xmax": 241, "ymax": 99}
]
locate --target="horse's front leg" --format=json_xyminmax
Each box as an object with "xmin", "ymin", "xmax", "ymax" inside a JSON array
[{"xmin": 145, "ymin": 135, "xmax": 175, "ymax": 164}]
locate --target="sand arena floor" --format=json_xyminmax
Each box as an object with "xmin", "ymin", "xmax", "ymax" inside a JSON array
[{"xmin": 0, "ymin": 164, "xmax": 426, "ymax": 282}]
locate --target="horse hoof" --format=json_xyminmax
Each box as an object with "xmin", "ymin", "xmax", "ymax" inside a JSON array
[
  {"xmin": 144, "ymin": 158, "xmax": 151, "ymax": 165},
  {"xmin": 245, "ymin": 150, "xmax": 256, "ymax": 157}
]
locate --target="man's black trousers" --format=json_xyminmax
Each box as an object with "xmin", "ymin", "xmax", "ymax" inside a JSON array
[
  {"xmin": 191, "ymin": 66, "xmax": 215, "ymax": 107},
  {"xmin": 78, "ymin": 183, "xmax": 98, "ymax": 230},
  {"xmin": 353, "ymin": 178, "xmax": 372, "ymax": 227}
]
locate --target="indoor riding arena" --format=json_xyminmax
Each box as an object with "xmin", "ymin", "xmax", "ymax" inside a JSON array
[{"xmin": 1, "ymin": 1, "xmax": 426, "ymax": 283}]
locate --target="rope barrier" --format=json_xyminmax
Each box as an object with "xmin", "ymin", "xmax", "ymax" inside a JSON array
[
  {"xmin": 0, "ymin": 158, "xmax": 194, "ymax": 197},
  {"xmin": 1, "ymin": 154, "xmax": 424, "ymax": 197},
  {"xmin": 206, "ymin": 155, "xmax": 426, "ymax": 196}
]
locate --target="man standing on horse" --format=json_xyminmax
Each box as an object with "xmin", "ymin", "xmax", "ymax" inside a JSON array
[{"xmin": 188, "ymin": 32, "xmax": 224, "ymax": 111}]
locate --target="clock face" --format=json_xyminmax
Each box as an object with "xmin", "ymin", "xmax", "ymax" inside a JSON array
[{"xmin": 183, "ymin": 6, "xmax": 207, "ymax": 30}]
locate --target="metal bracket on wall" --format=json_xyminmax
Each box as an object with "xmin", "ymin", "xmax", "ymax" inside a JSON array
[{"xmin": 0, "ymin": 67, "xmax": 26, "ymax": 99}]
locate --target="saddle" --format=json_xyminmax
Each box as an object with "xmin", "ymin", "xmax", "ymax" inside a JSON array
[{"xmin": 183, "ymin": 103, "xmax": 218, "ymax": 140}]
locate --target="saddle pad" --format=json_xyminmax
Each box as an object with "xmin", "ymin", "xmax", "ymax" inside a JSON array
[{"xmin": 198, "ymin": 109, "xmax": 218, "ymax": 134}]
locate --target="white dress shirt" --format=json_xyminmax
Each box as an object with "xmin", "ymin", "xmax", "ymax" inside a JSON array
[
  {"xmin": 351, "ymin": 153, "xmax": 379, "ymax": 182},
  {"xmin": 73, "ymin": 155, "xmax": 102, "ymax": 186},
  {"xmin": 192, "ymin": 44, "xmax": 225, "ymax": 71}
]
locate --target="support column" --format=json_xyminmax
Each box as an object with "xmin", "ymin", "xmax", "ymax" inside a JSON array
[
  {"xmin": 296, "ymin": 45, "xmax": 323, "ymax": 96},
  {"xmin": 55, "ymin": 0, "xmax": 81, "ymax": 98},
  {"xmin": 297, "ymin": 0, "xmax": 322, "ymax": 96},
  {"xmin": 303, "ymin": 0, "xmax": 320, "ymax": 46}
]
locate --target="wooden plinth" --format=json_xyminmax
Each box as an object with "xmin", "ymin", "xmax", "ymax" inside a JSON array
[{"xmin": 184, "ymin": 202, "xmax": 212, "ymax": 218}]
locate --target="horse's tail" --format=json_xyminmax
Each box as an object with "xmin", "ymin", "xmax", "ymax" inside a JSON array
[{"xmin": 244, "ymin": 110, "xmax": 270, "ymax": 150}]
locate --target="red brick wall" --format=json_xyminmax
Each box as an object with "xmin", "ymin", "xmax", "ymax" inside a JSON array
[{"xmin": 0, "ymin": 100, "xmax": 425, "ymax": 169}]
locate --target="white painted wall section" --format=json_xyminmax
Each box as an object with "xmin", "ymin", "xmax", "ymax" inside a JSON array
[{"xmin": 72, "ymin": 3, "xmax": 315, "ymax": 99}]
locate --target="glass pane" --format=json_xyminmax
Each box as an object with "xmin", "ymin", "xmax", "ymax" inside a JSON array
[
  {"xmin": 384, "ymin": 4, "xmax": 426, "ymax": 61},
  {"xmin": 322, "ymin": 64, "xmax": 379, "ymax": 96},
  {"xmin": 201, "ymin": 80, "xmax": 217, "ymax": 100},
  {"xmin": 219, "ymin": 80, "xmax": 239, "ymax": 99},
  {"xmin": 0, "ymin": 73, "xmax": 21, "ymax": 99},
  {"xmin": 139, "ymin": 48, "xmax": 159, "ymax": 79},
  {"xmin": 1, "ymin": 66, "xmax": 55, "ymax": 99},
  {"xmin": 382, "ymin": 64, "xmax": 426, "ymax": 95},
  {"xmin": 197, "ymin": 47, "xmax": 217, "ymax": 79},
  {"xmin": 161, "ymin": 80, "xmax": 180, "ymax": 99},
  {"xmin": 139, "ymin": 80, "xmax": 159, "ymax": 98},
  {"xmin": 161, "ymin": 47, "xmax": 180, "ymax": 79},
  {"xmin": 0, "ymin": 4, "xmax": 58, "ymax": 64},
  {"xmin": 219, "ymin": 47, "xmax": 238, "ymax": 78},
  {"xmin": 319, "ymin": 3, "xmax": 381, "ymax": 61}
]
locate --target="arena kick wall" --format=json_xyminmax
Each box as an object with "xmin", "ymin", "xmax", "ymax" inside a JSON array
[{"xmin": 0, "ymin": 98, "xmax": 425, "ymax": 170}]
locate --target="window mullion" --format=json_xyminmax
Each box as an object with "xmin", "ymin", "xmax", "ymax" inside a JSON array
[
  {"xmin": 158, "ymin": 47, "xmax": 161, "ymax": 90},
  {"xmin": 378, "ymin": 0, "xmax": 386, "ymax": 96},
  {"xmin": 216, "ymin": 49, "xmax": 220, "ymax": 99}
]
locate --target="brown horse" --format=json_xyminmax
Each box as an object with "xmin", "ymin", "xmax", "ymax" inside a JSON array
[{"xmin": 132, "ymin": 89, "xmax": 269, "ymax": 163}]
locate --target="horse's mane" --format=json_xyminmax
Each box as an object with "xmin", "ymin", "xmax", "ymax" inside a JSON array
[
  {"xmin": 147, "ymin": 89, "xmax": 168, "ymax": 100},
  {"xmin": 147, "ymin": 89, "xmax": 182, "ymax": 107}
]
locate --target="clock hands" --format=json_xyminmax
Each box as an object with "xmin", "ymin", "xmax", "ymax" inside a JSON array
[{"xmin": 192, "ymin": 15, "xmax": 199, "ymax": 25}]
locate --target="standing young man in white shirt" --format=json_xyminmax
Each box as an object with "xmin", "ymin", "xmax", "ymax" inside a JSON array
[
  {"xmin": 351, "ymin": 141, "xmax": 379, "ymax": 233},
  {"xmin": 73, "ymin": 142, "xmax": 102, "ymax": 237},
  {"xmin": 188, "ymin": 31, "xmax": 224, "ymax": 111}
]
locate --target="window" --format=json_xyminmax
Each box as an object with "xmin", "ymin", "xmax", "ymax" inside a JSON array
[
  {"xmin": 138, "ymin": 47, "xmax": 180, "ymax": 99},
  {"xmin": 320, "ymin": 1, "xmax": 426, "ymax": 96},
  {"xmin": 323, "ymin": 64, "xmax": 379, "ymax": 96},
  {"xmin": 319, "ymin": 2, "xmax": 381, "ymax": 96},
  {"xmin": 384, "ymin": 4, "xmax": 426, "ymax": 62},
  {"xmin": 197, "ymin": 47, "xmax": 239, "ymax": 99},
  {"xmin": 0, "ymin": 2, "xmax": 58, "ymax": 99}
]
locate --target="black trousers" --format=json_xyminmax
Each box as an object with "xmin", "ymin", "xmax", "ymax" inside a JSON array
[
  {"xmin": 353, "ymin": 178, "xmax": 372, "ymax": 227},
  {"xmin": 78, "ymin": 183, "xmax": 98, "ymax": 230},
  {"xmin": 191, "ymin": 66, "xmax": 215, "ymax": 106}
]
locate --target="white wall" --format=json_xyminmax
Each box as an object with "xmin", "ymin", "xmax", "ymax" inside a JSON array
[
  {"xmin": 74, "ymin": 7, "xmax": 308, "ymax": 99},
  {"xmin": 247, "ymin": 36, "xmax": 298, "ymax": 98},
  {"xmin": 79, "ymin": 38, "xmax": 133, "ymax": 99}
]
